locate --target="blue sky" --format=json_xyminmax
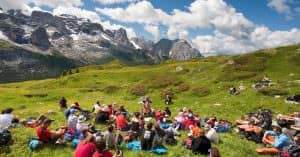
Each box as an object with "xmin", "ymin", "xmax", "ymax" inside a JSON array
[{"xmin": 1, "ymin": 0, "xmax": 300, "ymax": 55}]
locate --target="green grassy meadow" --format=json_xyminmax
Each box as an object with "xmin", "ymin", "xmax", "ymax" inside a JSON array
[{"xmin": 0, "ymin": 44, "xmax": 300, "ymax": 157}]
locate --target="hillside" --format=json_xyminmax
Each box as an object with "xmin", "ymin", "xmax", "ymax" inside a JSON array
[{"xmin": 0, "ymin": 44, "xmax": 300, "ymax": 157}]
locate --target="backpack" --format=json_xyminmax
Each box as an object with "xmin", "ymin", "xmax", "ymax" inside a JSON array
[
  {"xmin": 0, "ymin": 128, "xmax": 12, "ymax": 146},
  {"xmin": 164, "ymin": 132, "xmax": 177, "ymax": 146}
]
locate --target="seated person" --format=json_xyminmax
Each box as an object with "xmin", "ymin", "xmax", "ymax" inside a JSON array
[
  {"xmin": 229, "ymin": 86, "xmax": 240, "ymax": 95},
  {"xmin": 118, "ymin": 105, "xmax": 127, "ymax": 116},
  {"xmin": 204, "ymin": 124, "xmax": 220, "ymax": 144},
  {"xmin": 36, "ymin": 119, "xmax": 66, "ymax": 144},
  {"xmin": 74, "ymin": 131, "xmax": 96, "ymax": 157},
  {"xmin": 67, "ymin": 109, "xmax": 78, "ymax": 130},
  {"xmin": 0, "ymin": 108, "xmax": 19, "ymax": 129},
  {"xmin": 130, "ymin": 112, "xmax": 141, "ymax": 134},
  {"xmin": 95, "ymin": 107, "xmax": 110, "ymax": 124},
  {"xmin": 184, "ymin": 114, "xmax": 196, "ymax": 130},
  {"xmin": 153, "ymin": 124, "xmax": 166, "ymax": 147},
  {"xmin": 291, "ymin": 114, "xmax": 300, "ymax": 131},
  {"xmin": 164, "ymin": 107, "xmax": 171, "ymax": 117},
  {"xmin": 103, "ymin": 125, "xmax": 116, "ymax": 149},
  {"xmin": 256, "ymin": 125, "xmax": 290, "ymax": 155},
  {"xmin": 189, "ymin": 121, "xmax": 201, "ymax": 138},
  {"xmin": 261, "ymin": 75, "xmax": 271, "ymax": 85},
  {"xmin": 191, "ymin": 128, "xmax": 211, "ymax": 155},
  {"xmin": 76, "ymin": 115, "xmax": 93, "ymax": 133},
  {"xmin": 93, "ymin": 139, "xmax": 115, "ymax": 157},
  {"xmin": 92, "ymin": 101, "xmax": 101, "ymax": 114},
  {"xmin": 59, "ymin": 97, "xmax": 68, "ymax": 110}
]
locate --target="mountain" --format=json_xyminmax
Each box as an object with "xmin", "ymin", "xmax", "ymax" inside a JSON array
[{"xmin": 0, "ymin": 9, "xmax": 202, "ymax": 82}]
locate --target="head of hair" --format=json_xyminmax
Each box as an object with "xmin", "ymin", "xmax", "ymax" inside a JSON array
[
  {"xmin": 199, "ymin": 128, "xmax": 205, "ymax": 136},
  {"xmin": 2, "ymin": 108, "xmax": 13, "ymax": 114},
  {"xmin": 210, "ymin": 147, "xmax": 221, "ymax": 157},
  {"xmin": 108, "ymin": 125, "xmax": 114, "ymax": 132},
  {"xmin": 146, "ymin": 122, "xmax": 153, "ymax": 130},
  {"xmin": 196, "ymin": 121, "xmax": 201, "ymax": 127},
  {"xmin": 95, "ymin": 139, "xmax": 106, "ymax": 151}
]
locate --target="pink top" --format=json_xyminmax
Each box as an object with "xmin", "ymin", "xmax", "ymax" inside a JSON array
[{"xmin": 74, "ymin": 141, "xmax": 96, "ymax": 157}]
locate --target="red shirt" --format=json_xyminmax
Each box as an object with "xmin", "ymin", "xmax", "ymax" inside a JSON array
[
  {"xmin": 36, "ymin": 126, "xmax": 51, "ymax": 142},
  {"xmin": 116, "ymin": 114, "xmax": 127, "ymax": 129},
  {"xmin": 74, "ymin": 141, "xmax": 96, "ymax": 157},
  {"xmin": 93, "ymin": 150, "xmax": 113, "ymax": 157},
  {"xmin": 185, "ymin": 119, "xmax": 196, "ymax": 130}
]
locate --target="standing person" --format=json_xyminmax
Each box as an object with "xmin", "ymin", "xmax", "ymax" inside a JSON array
[
  {"xmin": 115, "ymin": 112, "xmax": 128, "ymax": 131},
  {"xmin": 92, "ymin": 101, "xmax": 101, "ymax": 114},
  {"xmin": 191, "ymin": 129, "xmax": 211, "ymax": 155},
  {"xmin": 59, "ymin": 97, "xmax": 67, "ymax": 110},
  {"xmin": 165, "ymin": 94, "xmax": 172, "ymax": 105},
  {"xmin": 141, "ymin": 122, "xmax": 155, "ymax": 151},
  {"xmin": 153, "ymin": 124, "xmax": 166, "ymax": 148}
]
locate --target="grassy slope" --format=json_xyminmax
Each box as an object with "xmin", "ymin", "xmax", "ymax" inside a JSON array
[{"xmin": 0, "ymin": 45, "xmax": 300, "ymax": 157}]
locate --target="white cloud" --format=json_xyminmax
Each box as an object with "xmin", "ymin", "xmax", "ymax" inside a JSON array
[
  {"xmin": 267, "ymin": 0, "xmax": 294, "ymax": 19},
  {"xmin": 267, "ymin": 0, "xmax": 291, "ymax": 14},
  {"xmin": 0, "ymin": 0, "xmax": 82, "ymax": 11},
  {"xmin": 192, "ymin": 27, "xmax": 300, "ymax": 56},
  {"xmin": 144, "ymin": 24, "xmax": 159, "ymax": 41},
  {"xmin": 95, "ymin": 0, "xmax": 140, "ymax": 5}
]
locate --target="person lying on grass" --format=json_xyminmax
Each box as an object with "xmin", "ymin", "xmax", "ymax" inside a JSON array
[
  {"xmin": 256, "ymin": 125, "xmax": 290, "ymax": 155},
  {"xmin": 20, "ymin": 114, "xmax": 47, "ymax": 128},
  {"xmin": 36, "ymin": 118, "xmax": 67, "ymax": 144}
]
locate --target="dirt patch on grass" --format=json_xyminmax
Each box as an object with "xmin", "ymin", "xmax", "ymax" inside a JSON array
[
  {"xmin": 102, "ymin": 85, "xmax": 121, "ymax": 94},
  {"xmin": 258, "ymin": 87, "xmax": 289, "ymax": 96},
  {"xmin": 24, "ymin": 93, "xmax": 48, "ymax": 98}
]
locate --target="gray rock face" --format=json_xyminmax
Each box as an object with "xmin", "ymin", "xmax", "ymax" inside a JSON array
[
  {"xmin": 31, "ymin": 11, "xmax": 54, "ymax": 25},
  {"xmin": 131, "ymin": 37, "xmax": 154, "ymax": 50},
  {"xmin": 30, "ymin": 27, "xmax": 51, "ymax": 50},
  {"xmin": 169, "ymin": 40, "xmax": 201, "ymax": 60},
  {"xmin": 152, "ymin": 39, "xmax": 177, "ymax": 60},
  {"xmin": 80, "ymin": 22, "xmax": 103, "ymax": 35},
  {"xmin": 113, "ymin": 28, "xmax": 132, "ymax": 47}
]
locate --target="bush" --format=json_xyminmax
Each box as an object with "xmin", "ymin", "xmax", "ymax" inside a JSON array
[
  {"xmin": 192, "ymin": 86, "xmax": 210, "ymax": 97},
  {"xmin": 178, "ymin": 83, "xmax": 190, "ymax": 92},
  {"xmin": 24, "ymin": 93, "xmax": 48, "ymax": 98},
  {"xmin": 144, "ymin": 75, "xmax": 182, "ymax": 89},
  {"xmin": 258, "ymin": 87, "xmax": 289, "ymax": 96},
  {"xmin": 224, "ymin": 54, "xmax": 266, "ymax": 72},
  {"xmin": 160, "ymin": 88, "xmax": 175, "ymax": 99},
  {"xmin": 78, "ymin": 88, "xmax": 101, "ymax": 93},
  {"xmin": 129, "ymin": 85, "xmax": 147, "ymax": 96}
]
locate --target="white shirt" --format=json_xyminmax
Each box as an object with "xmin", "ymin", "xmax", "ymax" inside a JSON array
[
  {"xmin": 93, "ymin": 104, "xmax": 101, "ymax": 113},
  {"xmin": 295, "ymin": 117, "xmax": 300, "ymax": 127},
  {"xmin": 206, "ymin": 128, "xmax": 220, "ymax": 144},
  {"xmin": 76, "ymin": 122, "xmax": 89, "ymax": 132},
  {"xmin": 0, "ymin": 114, "xmax": 14, "ymax": 129},
  {"xmin": 68, "ymin": 114, "xmax": 78, "ymax": 129}
]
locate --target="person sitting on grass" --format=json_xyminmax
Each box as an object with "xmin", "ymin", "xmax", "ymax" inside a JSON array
[
  {"xmin": 164, "ymin": 107, "xmax": 171, "ymax": 117},
  {"xmin": 0, "ymin": 108, "xmax": 19, "ymax": 129},
  {"xmin": 191, "ymin": 128, "xmax": 211, "ymax": 155},
  {"xmin": 256, "ymin": 125, "xmax": 290, "ymax": 155},
  {"xmin": 103, "ymin": 125, "xmax": 116, "ymax": 149},
  {"xmin": 204, "ymin": 124, "xmax": 220, "ymax": 144},
  {"xmin": 74, "ymin": 131, "xmax": 96, "ymax": 157},
  {"xmin": 93, "ymin": 139, "xmax": 114, "ymax": 157},
  {"xmin": 59, "ymin": 97, "xmax": 68, "ymax": 110},
  {"xmin": 36, "ymin": 118, "xmax": 66, "ymax": 144},
  {"xmin": 76, "ymin": 115, "xmax": 94, "ymax": 133},
  {"xmin": 229, "ymin": 86, "xmax": 240, "ymax": 95},
  {"xmin": 68, "ymin": 109, "xmax": 79, "ymax": 130},
  {"xmin": 164, "ymin": 94, "xmax": 172, "ymax": 105}
]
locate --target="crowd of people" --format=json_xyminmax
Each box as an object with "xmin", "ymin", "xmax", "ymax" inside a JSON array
[{"xmin": 0, "ymin": 76, "xmax": 299, "ymax": 157}]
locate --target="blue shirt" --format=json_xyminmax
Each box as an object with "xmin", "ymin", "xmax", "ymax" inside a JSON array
[{"xmin": 265, "ymin": 131, "xmax": 290, "ymax": 150}]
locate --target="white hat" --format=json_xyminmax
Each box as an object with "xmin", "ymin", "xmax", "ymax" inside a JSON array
[{"xmin": 78, "ymin": 115, "xmax": 86, "ymax": 123}]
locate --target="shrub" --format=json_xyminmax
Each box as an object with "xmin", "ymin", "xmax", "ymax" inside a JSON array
[
  {"xmin": 224, "ymin": 54, "xmax": 266, "ymax": 72},
  {"xmin": 160, "ymin": 88, "xmax": 175, "ymax": 99},
  {"xmin": 178, "ymin": 83, "xmax": 190, "ymax": 92},
  {"xmin": 129, "ymin": 85, "xmax": 147, "ymax": 96},
  {"xmin": 192, "ymin": 86, "xmax": 210, "ymax": 97},
  {"xmin": 258, "ymin": 87, "xmax": 289, "ymax": 96},
  {"xmin": 79, "ymin": 88, "xmax": 101, "ymax": 93}
]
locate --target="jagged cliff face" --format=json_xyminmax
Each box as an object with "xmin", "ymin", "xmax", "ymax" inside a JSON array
[{"xmin": 0, "ymin": 9, "xmax": 202, "ymax": 82}]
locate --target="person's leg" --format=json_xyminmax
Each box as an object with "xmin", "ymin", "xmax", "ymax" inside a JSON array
[{"xmin": 256, "ymin": 147, "xmax": 279, "ymax": 154}]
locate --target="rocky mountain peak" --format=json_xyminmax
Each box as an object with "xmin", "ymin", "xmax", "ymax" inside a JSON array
[{"xmin": 30, "ymin": 26, "xmax": 51, "ymax": 50}]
